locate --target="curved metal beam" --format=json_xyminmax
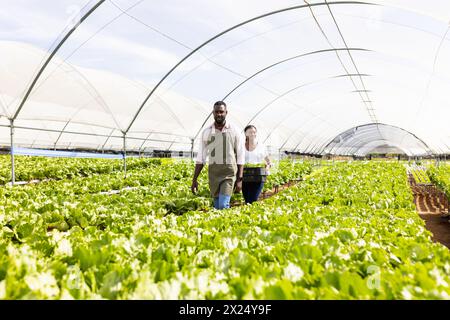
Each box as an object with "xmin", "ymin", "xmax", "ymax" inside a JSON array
[
  {"xmin": 323, "ymin": 122, "xmax": 432, "ymax": 151},
  {"xmin": 321, "ymin": 123, "xmax": 432, "ymax": 156},
  {"xmin": 298, "ymin": 119, "xmax": 375, "ymax": 155},
  {"xmin": 138, "ymin": 131, "xmax": 154, "ymax": 154},
  {"xmin": 193, "ymin": 47, "xmax": 370, "ymax": 141},
  {"xmin": 125, "ymin": 1, "xmax": 374, "ymax": 135},
  {"xmin": 53, "ymin": 98, "xmax": 105, "ymax": 148},
  {"xmin": 13, "ymin": 0, "xmax": 106, "ymax": 120},
  {"xmin": 339, "ymin": 132, "xmax": 389, "ymax": 155},
  {"xmin": 342, "ymin": 128, "xmax": 409, "ymax": 155},
  {"xmin": 277, "ymin": 89, "xmax": 371, "ymax": 151},
  {"xmin": 101, "ymin": 128, "xmax": 117, "ymax": 152},
  {"xmin": 227, "ymin": 49, "xmax": 369, "ymax": 104},
  {"xmin": 246, "ymin": 72, "xmax": 370, "ymax": 132}
]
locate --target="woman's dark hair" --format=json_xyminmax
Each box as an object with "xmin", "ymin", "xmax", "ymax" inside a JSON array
[{"xmin": 244, "ymin": 125, "xmax": 257, "ymax": 132}]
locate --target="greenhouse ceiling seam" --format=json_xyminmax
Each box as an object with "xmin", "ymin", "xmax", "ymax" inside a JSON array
[
  {"xmin": 324, "ymin": 0, "xmax": 378, "ymax": 124},
  {"xmin": 124, "ymin": 1, "xmax": 374, "ymax": 135},
  {"xmin": 277, "ymin": 88, "xmax": 374, "ymax": 153},
  {"xmin": 157, "ymin": 13, "xmax": 326, "ymax": 103},
  {"xmin": 245, "ymin": 71, "xmax": 370, "ymax": 127},
  {"xmin": 193, "ymin": 47, "xmax": 371, "ymax": 141},
  {"xmin": 305, "ymin": 0, "xmax": 377, "ymax": 125},
  {"xmin": 257, "ymin": 78, "xmax": 372, "ymax": 149},
  {"xmin": 322, "ymin": 123, "xmax": 432, "ymax": 155}
]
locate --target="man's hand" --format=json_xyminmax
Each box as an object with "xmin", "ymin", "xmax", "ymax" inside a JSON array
[
  {"xmin": 234, "ymin": 180, "xmax": 242, "ymax": 193},
  {"xmin": 191, "ymin": 179, "xmax": 198, "ymax": 194}
]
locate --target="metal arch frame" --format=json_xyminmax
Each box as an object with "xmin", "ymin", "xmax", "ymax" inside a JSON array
[
  {"xmin": 321, "ymin": 123, "xmax": 433, "ymax": 155},
  {"xmin": 294, "ymin": 124, "xmax": 342, "ymax": 154},
  {"xmin": 327, "ymin": 122, "xmax": 432, "ymax": 151},
  {"xmin": 125, "ymin": 1, "xmax": 374, "ymax": 135},
  {"xmin": 340, "ymin": 127, "xmax": 407, "ymax": 155},
  {"xmin": 274, "ymin": 86, "xmax": 372, "ymax": 151},
  {"xmin": 8, "ymin": 0, "xmax": 448, "ymax": 158},
  {"xmin": 0, "ymin": 124, "xmax": 191, "ymax": 145},
  {"xmin": 193, "ymin": 47, "xmax": 371, "ymax": 141},
  {"xmin": 7, "ymin": 0, "xmax": 106, "ymax": 184},
  {"xmin": 100, "ymin": 128, "xmax": 118, "ymax": 152},
  {"xmin": 6, "ymin": 117, "xmax": 192, "ymax": 145},
  {"xmin": 293, "ymin": 119, "xmax": 356, "ymax": 155},
  {"xmin": 53, "ymin": 96, "xmax": 116, "ymax": 149},
  {"xmin": 275, "ymin": 86, "xmax": 377, "ymax": 155},
  {"xmin": 350, "ymin": 139, "xmax": 431, "ymax": 156},
  {"xmin": 304, "ymin": 121, "xmax": 392, "ymax": 155},
  {"xmin": 246, "ymin": 72, "xmax": 371, "ymax": 142},
  {"xmin": 334, "ymin": 133, "xmax": 396, "ymax": 155},
  {"xmin": 307, "ymin": 120, "xmax": 362, "ymax": 154},
  {"xmin": 337, "ymin": 133, "xmax": 390, "ymax": 155},
  {"xmin": 291, "ymin": 105, "xmax": 396, "ymax": 155},
  {"xmin": 281, "ymin": 112, "xmax": 362, "ymax": 155},
  {"xmin": 331, "ymin": 126, "xmax": 388, "ymax": 154},
  {"xmin": 9, "ymin": 1, "xmax": 373, "ymax": 165},
  {"xmin": 278, "ymin": 101, "xmax": 352, "ymax": 152},
  {"xmin": 12, "ymin": 0, "xmax": 107, "ymax": 122},
  {"xmin": 282, "ymin": 121, "xmax": 331, "ymax": 153},
  {"xmin": 288, "ymin": 115, "xmax": 363, "ymax": 155},
  {"xmin": 34, "ymin": 59, "xmax": 123, "ymax": 131},
  {"xmin": 244, "ymin": 73, "xmax": 371, "ymax": 127}
]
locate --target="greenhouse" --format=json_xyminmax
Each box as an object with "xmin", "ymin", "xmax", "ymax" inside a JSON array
[{"xmin": 0, "ymin": 0, "xmax": 449, "ymax": 302}]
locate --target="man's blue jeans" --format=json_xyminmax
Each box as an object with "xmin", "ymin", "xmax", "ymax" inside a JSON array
[{"xmin": 213, "ymin": 193, "xmax": 231, "ymax": 209}]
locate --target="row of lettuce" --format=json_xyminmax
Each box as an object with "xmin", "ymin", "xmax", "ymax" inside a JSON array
[
  {"xmin": 0, "ymin": 158, "xmax": 310, "ymax": 298},
  {"xmin": 427, "ymin": 164, "xmax": 450, "ymax": 201},
  {"xmin": 1, "ymin": 160, "xmax": 449, "ymax": 299},
  {"xmin": 0, "ymin": 155, "xmax": 163, "ymax": 185},
  {"xmin": 0, "ymin": 155, "xmax": 310, "ymax": 190}
]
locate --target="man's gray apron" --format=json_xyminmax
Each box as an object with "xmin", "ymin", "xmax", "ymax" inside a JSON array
[{"xmin": 207, "ymin": 130, "xmax": 237, "ymax": 198}]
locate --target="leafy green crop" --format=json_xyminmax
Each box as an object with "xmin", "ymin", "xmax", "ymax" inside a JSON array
[
  {"xmin": 0, "ymin": 160, "xmax": 449, "ymax": 299},
  {"xmin": 428, "ymin": 163, "xmax": 450, "ymax": 201},
  {"xmin": 0, "ymin": 155, "xmax": 162, "ymax": 184}
]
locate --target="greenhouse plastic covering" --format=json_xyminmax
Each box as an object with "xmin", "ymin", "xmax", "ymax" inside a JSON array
[{"xmin": 0, "ymin": 0, "xmax": 449, "ymax": 156}]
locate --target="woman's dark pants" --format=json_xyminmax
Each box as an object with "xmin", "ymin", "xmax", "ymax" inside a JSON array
[{"xmin": 242, "ymin": 181, "xmax": 264, "ymax": 204}]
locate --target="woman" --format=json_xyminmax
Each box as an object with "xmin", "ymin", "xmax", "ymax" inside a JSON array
[{"xmin": 242, "ymin": 125, "xmax": 271, "ymax": 204}]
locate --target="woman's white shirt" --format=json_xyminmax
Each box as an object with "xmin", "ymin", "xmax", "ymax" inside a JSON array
[{"xmin": 245, "ymin": 143, "xmax": 267, "ymax": 164}]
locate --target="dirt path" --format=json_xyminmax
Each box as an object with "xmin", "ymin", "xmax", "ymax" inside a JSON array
[
  {"xmin": 230, "ymin": 179, "xmax": 301, "ymax": 207},
  {"xmin": 408, "ymin": 174, "xmax": 450, "ymax": 249}
]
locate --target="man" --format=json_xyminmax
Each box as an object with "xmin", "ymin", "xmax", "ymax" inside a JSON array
[{"xmin": 191, "ymin": 101, "xmax": 244, "ymax": 209}]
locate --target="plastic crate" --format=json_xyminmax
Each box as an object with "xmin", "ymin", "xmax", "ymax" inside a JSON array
[{"xmin": 243, "ymin": 167, "xmax": 267, "ymax": 183}]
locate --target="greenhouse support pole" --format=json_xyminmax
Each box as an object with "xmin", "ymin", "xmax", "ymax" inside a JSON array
[
  {"xmin": 10, "ymin": 119, "xmax": 15, "ymax": 185},
  {"xmin": 123, "ymin": 134, "xmax": 127, "ymax": 179}
]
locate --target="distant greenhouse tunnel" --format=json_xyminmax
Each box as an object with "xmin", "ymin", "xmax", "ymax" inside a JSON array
[{"xmin": 321, "ymin": 123, "xmax": 432, "ymax": 156}]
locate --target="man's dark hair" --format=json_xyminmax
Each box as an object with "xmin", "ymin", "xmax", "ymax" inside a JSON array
[
  {"xmin": 244, "ymin": 125, "xmax": 257, "ymax": 132},
  {"xmin": 213, "ymin": 101, "xmax": 227, "ymax": 109}
]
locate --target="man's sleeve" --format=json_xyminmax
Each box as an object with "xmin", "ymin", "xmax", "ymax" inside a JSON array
[
  {"xmin": 195, "ymin": 130, "xmax": 207, "ymax": 164},
  {"xmin": 236, "ymin": 130, "xmax": 245, "ymax": 165}
]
